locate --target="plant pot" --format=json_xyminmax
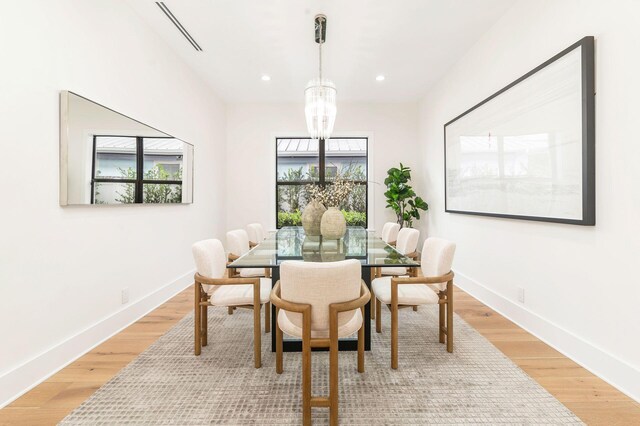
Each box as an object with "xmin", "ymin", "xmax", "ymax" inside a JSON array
[
  {"xmin": 320, "ymin": 207, "xmax": 347, "ymax": 240},
  {"xmin": 301, "ymin": 200, "xmax": 326, "ymax": 236}
]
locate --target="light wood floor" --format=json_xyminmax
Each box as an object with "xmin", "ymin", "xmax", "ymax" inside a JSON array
[{"xmin": 1, "ymin": 286, "xmax": 638, "ymax": 425}]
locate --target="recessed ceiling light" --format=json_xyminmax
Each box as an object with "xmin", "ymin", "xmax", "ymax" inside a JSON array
[
  {"xmin": 261, "ymin": 75, "xmax": 271, "ymax": 81},
  {"xmin": 376, "ymin": 75, "xmax": 385, "ymax": 81}
]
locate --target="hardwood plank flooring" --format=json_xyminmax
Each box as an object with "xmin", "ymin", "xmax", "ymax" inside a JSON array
[{"xmin": 0, "ymin": 285, "xmax": 638, "ymax": 425}]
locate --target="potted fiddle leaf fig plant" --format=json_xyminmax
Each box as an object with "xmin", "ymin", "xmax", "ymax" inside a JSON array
[{"xmin": 384, "ymin": 163, "xmax": 429, "ymax": 228}]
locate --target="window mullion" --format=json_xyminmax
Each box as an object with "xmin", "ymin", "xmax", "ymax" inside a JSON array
[{"xmin": 135, "ymin": 137, "xmax": 143, "ymax": 203}]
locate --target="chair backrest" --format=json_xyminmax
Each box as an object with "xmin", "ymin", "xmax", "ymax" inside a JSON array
[
  {"xmin": 192, "ymin": 239, "xmax": 227, "ymax": 280},
  {"xmin": 381, "ymin": 222, "xmax": 400, "ymax": 244},
  {"xmin": 246, "ymin": 223, "xmax": 265, "ymax": 244},
  {"xmin": 280, "ymin": 259, "xmax": 361, "ymax": 332},
  {"xmin": 396, "ymin": 228, "xmax": 420, "ymax": 255},
  {"xmin": 227, "ymin": 229, "xmax": 251, "ymax": 256},
  {"xmin": 420, "ymin": 237, "xmax": 456, "ymax": 290}
]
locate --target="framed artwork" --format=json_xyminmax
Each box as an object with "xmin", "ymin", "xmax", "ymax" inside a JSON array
[{"xmin": 444, "ymin": 36, "xmax": 595, "ymax": 225}]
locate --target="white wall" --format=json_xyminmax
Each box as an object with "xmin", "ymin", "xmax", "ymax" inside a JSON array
[
  {"xmin": 418, "ymin": 0, "xmax": 640, "ymax": 401},
  {"xmin": 0, "ymin": 0, "xmax": 226, "ymax": 406},
  {"xmin": 226, "ymin": 102, "xmax": 420, "ymax": 234}
]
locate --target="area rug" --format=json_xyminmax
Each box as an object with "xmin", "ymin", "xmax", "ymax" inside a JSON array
[{"xmin": 60, "ymin": 305, "xmax": 582, "ymax": 425}]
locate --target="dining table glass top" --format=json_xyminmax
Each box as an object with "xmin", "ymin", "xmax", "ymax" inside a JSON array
[{"xmin": 228, "ymin": 226, "xmax": 419, "ymax": 269}]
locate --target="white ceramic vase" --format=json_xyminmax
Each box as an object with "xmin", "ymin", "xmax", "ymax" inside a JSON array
[{"xmin": 320, "ymin": 207, "xmax": 347, "ymax": 240}]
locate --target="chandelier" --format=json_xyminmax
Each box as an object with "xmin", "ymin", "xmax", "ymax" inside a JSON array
[{"xmin": 305, "ymin": 14, "xmax": 336, "ymax": 140}]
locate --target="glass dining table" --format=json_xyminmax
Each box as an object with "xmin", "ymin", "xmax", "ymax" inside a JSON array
[{"xmin": 227, "ymin": 226, "xmax": 420, "ymax": 352}]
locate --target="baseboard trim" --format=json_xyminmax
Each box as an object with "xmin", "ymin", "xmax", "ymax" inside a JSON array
[
  {"xmin": 454, "ymin": 270, "xmax": 640, "ymax": 403},
  {"xmin": 0, "ymin": 270, "xmax": 194, "ymax": 408}
]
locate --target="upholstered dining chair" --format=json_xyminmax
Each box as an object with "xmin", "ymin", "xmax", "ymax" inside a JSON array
[
  {"xmin": 372, "ymin": 237, "xmax": 456, "ymax": 369},
  {"xmin": 270, "ymin": 259, "xmax": 370, "ymax": 426},
  {"xmin": 246, "ymin": 223, "xmax": 266, "ymax": 248},
  {"xmin": 191, "ymin": 239, "xmax": 271, "ymax": 368},
  {"xmin": 371, "ymin": 227, "xmax": 420, "ymax": 320},
  {"xmin": 380, "ymin": 227, "xmax": 420, "ymax": 277},
  {"xmin": 226, "ymin": 229, "xmax": 270, "ymax": 278},
  {"xmin": 381, "ymin": 222, "xmax": 400, "ymax": 246}
]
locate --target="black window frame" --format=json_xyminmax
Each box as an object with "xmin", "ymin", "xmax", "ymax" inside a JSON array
[
  {"xmin": 275, "ymin": 136, "xmax": 368, "ymax": 228},
  {"xmin": 91, "ymin": 135, "xmax": 183, "ymax": 204}
]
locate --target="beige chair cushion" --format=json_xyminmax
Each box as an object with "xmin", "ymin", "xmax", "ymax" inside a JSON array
[
  {"xmin": 226, "ymin": 229, "xmax": 250, "ymax": 257},
  {"xmin": 239, "ymin": 267, "xmax": 266, "ymax": 277},
  {"xmin": 372, "ymin": 277, "xmax": 439, "ymax": 305},
  {"xmin": 395, "ymin": 228, "xmax": 420, "ymax": 255},
  {"xmin": 208, "ymin": 277, "xmax": 271, "ymax": 306},
  {"xmin": 280, "ymin": 259, "xmax": 362, "ymax": 335},
  {"xmin": 246, "ymin": 223, "xmax": 265, "ymax": 244},
  {"xmin": 380, "ymin": 266, "xmax": 408, "ymax": 276},
  {"xmin": 278, "ymin": 309, "xmax": 363, "ymax": 339},
  {"xmin": 192, "ymin": 239, "xmax": 227, "ymax": 279},
  {"xmin": 381, "ymin": 222, "xmax": 400, "ymax": 244},
  {"xmin": 420, "ymin": 237, "xmax": 456, "ymax": 291}
]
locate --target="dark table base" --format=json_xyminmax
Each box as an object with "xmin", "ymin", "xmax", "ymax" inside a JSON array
[{"xmin": 271, "ymin": 266, "xmax": 372, "ymax": 352}]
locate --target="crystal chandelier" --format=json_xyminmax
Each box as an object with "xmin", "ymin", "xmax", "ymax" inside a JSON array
[{"xmin": 305, "ymin": 14, "xmax": 336, "ymax": 140}]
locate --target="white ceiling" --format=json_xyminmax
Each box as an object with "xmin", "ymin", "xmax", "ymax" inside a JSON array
[{"xmin": 127, "ymin": 0, "xmax": 515, "ymax": 103}]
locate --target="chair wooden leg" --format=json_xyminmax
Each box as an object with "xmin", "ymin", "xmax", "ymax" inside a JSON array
[
  {"xmin": 194, "ymin": 284, "xmax": 201, "ymax": 356},
  {"xmin": 264, "ymin": 302, "xmax": 271, "ymax": 333},
  {"xmin": 228, "ymin": 306, "xmax": 234, "ymax": 315},
  {"xmin": 358, "ymin": 307, "xmax": 365, "ymax": 373},
  {"xmin": 370, "ymin": 270, "xmax": 376, "ymax": 320},
  {"xmin": 412, "ymin": 305, "xmax": 418, "ymax": 312},
  {"xmin": 439, "ymin": 291, "xmax": 445, "ymax": 344},
  {"xmin": 202, "ymin": 301, "xmax": 208, "ymax": 346},
  {"xmin": 375, "ymin": 297, "xmax": 382, "ymax": 333},
  {"xmin": 391, "ymin": 301, "xmax": 399, "ymax": 369},
  {"xmin": 302, "ymin": 316, "xmax": 312, "ymax": 426},
  {"xmin": 275, "ymin": 307, "xmax": 283, "ymax": 374},
  {"xmin": 371, "ymin": 296, "xmax": 376, "ymax": 320},
  {"xmin": 253, "ymin": 285, "xmax": 262, "ymax": 368},
  {"xmin": 446, "ymin": 281, "xmax": 454, "ymax": 353},
  {"xmin": 329, "ymin": 312, "xmax": 339, "ymax": 426}
]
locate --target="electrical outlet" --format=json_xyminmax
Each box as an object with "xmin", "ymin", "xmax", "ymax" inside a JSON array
[
  {"xmin": 121, "ymin": 288, "xmax": 129, "ymax": 304},
  {"xmin": 517, "ymin": 287, "xmax": 525, "ymax": 304}
]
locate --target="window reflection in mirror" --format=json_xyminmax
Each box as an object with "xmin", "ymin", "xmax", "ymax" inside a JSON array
[{"xmin": 60, "ymin": 92, "xmax": 193, "ymax": 205}]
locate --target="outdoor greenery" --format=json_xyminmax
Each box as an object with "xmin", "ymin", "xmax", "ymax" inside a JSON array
[
  {"xmin": 384, "ymin": 163, "xmax": 428, "ymax": 228},
  {"xmin": 94, "ymin": 164, "xmax": 182, "ymax": 204},
  {"xmin": 277, "ymin": 209, "xmax": 366, "ymax": 228},
  {"xmin": 277, "ymin": 162, "xmax": 367, "ymax": 228}
]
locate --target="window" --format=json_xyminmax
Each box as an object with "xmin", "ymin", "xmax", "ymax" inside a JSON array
[
  {"xmin": 92, "ymin": 136, "xmax": 184, "ymax": 204},
  {"xmin": 276, "ymin": 137, "xmax": 368, "ymax": 228}
]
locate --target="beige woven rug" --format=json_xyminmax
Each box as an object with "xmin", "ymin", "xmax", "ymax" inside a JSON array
[{"xmin": 60, "ymin": 305, "xmax": 582, "ymax": 425}]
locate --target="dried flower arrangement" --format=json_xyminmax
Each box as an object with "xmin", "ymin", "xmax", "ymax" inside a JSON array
[{"xmin": 305, "ymin": 176, "xmax": 355, "ymax": 208}]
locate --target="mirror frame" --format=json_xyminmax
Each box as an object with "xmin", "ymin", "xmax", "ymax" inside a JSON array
[{"xmin": 59, "ymin": 91, "xmax": 194, "ymax": 206}]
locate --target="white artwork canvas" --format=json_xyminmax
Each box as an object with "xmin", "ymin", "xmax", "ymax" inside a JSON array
[{"xmin": 444, "ymin": 38, "xmax": 595, "ymax": 225}]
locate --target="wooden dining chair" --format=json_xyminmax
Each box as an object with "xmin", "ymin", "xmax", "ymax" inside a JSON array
[
  {"xmin": 380, "ymin": 227, "xmax": 420, "ymax": 277},
  {"xmin": 226, "ymin": 229, "xmax": 270, "ymax": 278},
  {"xmin": 381, "ymin": 222, "xmax": 400, "ymax": 246},
  {"xmin": 372, "ymin": 237, "xmax": 456, "ymax": 369},
  {"xmin": 372, "ymin": 227, "xmax": 420, "ymax": 320},
  {"xmin": 270, "ymin": 260, "xmax": 370, "ymax": 426},
  {"xmin": 246, "ymin": 223, "xmax": 266, "ymax": 248},
  {"xmin": 192, "ymin": 239, "xmax": 271, "ymax": 368}
]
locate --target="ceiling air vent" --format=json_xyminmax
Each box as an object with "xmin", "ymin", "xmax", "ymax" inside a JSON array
[{"xmin": 155, "ymin": 2, "xmax": 202, "ymax": 51}]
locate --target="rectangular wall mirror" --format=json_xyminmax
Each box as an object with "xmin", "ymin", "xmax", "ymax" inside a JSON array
[{"xmin": 60, "ymin": 91, "xmax": 194, "ymax": 205}]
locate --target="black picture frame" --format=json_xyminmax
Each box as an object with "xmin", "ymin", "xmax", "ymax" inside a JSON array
[{"xmin": 443, "ymin": 36, "xmax": 595, "ymax": 226}]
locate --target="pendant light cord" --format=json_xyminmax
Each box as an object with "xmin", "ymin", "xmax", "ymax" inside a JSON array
[{"xmin": 318, "ymin": 18, "xmax": 323, "ymax": 81}]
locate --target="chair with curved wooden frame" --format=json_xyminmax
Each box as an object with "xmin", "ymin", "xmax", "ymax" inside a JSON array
[
  {"xmin": 227, "ymin": 228, "xmax": 271, "ymax": 278},
  {"xmin": 270, "ymin": 260, "xmax": 370, "ymax": 426},
  {"xmin": 372, "ymin": 237, "xmax": 456, "ymax": 369},
  {"xmin": 192, "ymin": 239, "xmax": 271, "ymax": 368},
  {"xmin": 381, "ymin": 222, "xmax": 400, "ymax": 246},
  {"xmin": 372, "ymin": 227, "xmax": 420, "ymax": 320},
  {"xmin": 246, "ymin": 223, "xmax": 266, "ymax": 248}
]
